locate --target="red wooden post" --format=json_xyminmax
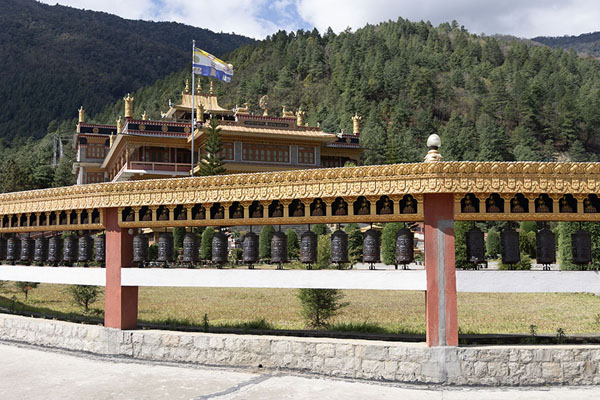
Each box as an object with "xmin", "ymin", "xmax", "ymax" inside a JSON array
[
  {"xmin": 423, "ymin": 193, "xmax": 458, "ymax": 347},
  {"xmin": 104, "ymin": 207, "xmax": 138, "ymax": 329}
]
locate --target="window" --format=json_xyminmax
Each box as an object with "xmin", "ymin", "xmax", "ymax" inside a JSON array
[
  {"xmin": 298, "ymin": 146, "xmax": 315, "ymax": 164},
  {"xmin": 242, "ymin": 144, "xmax": 289, "ymax": 163},
  {"xmin": 86, "ymin": 143, "xmax": 105, "ymax": 159},
  {"xmin": 87, "ymin": 172, "xmax": 104, "ymax": 184},
  {"xmin": 219, "ymin": 142, "xmax": 234, "ymax": 161}
]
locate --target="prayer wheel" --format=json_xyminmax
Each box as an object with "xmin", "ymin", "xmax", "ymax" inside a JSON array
[
  {"xmin": 20, "ymin": 237, "xmax": 34, "ymax": 263},
  {"xmin": 211, "ymin": 231, "xmax": 228, "ymax": 265},
  {"xmin": 0, "ymin": 237, "xmax": 6, "ymax": 260},
  {"xmin": 571, "ymin": 229, "xmax": 592, "ymax": 265},
  {"xmin": 6, "ymin": 237, "xmax": 20, "ymax": 262},
  {"xmin": 466, "ymin": 227, "xmax": 485, "ymax": 264},
  {"xmin": 78, "ymin": 235, "xmax": 93, "ymax": 263},
  {"xmin": 33, "ymin": 237, "xmax": 48, "ymax": 263},
  {"xmin": 300, "ymin": 230, "xmax": 318, "ymax": 264},
  {"xmin": 94, "ymin": 234, "xmax": 105, "ymax": 263},
  {"xmin": 182, "ymin": 232, "xmax": 199, "ymax": 263},
  {"xmin": 242, "ymin": 232, "xmax": 259, "ymax": 265},
  {"xmin": 271, "ymin": 231, "xmax": 288, "ymax": 264},
  {"xmin": 363, "ymin": 229, "xmax": 381, "ymax": 264},
  {"xmin": 395, "ymin": 228, "xmax": 414, "ymax": 265},
  {"xmin": 536, "ymin": 228, "xmax": 556, "ymax": 267},
  {"xmin": 48, "ymin": 236, "xmax": 63, "ymax": 265},
  {"xmin": 331, "ymin": 229, "xmax": 348, "ymax": 264},
  {"xmin": 157, "ymin": 232, "xmax": 174, "ymax": 263},
  {"xmin": 500, "ymin": 228, "xmax": 520, "ymax": 265},
  {"xmin": 133, "ymin": 233, "xmax": 149, "ymax": 265},
  {"xmin": 63, "ymin": 236, "xmax": 77, "ymax": 264}
]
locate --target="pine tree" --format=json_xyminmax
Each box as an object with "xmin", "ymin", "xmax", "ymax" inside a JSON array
[
  {"xmin": 198, "ymin": 118, "xmax": 226, "ymax": 176},
  {"xmin": 200, "ymin": 228, "xmax": 215, "ymax": 261},
  {"xmin": 259, "ymin": 225, "xmax": 275, "ymax": 261},
  {"xmin": 286, "ymin": 229, "xmax": 299, "ymax": 259}
]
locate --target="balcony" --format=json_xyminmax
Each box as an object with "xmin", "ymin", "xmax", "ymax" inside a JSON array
[{"xmin": 113, "ymin": 161, "xmax": 191, "ymax": 181}]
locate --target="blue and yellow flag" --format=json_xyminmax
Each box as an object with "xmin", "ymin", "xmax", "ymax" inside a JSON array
[{"xmin": 193, "ymin": 47, "xmax": 233, "ymax": 83}]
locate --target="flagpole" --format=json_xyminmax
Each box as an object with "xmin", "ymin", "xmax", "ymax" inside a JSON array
[{"xmin": 191, "ymin": 39, "xmax": 195, "ymax": 177}]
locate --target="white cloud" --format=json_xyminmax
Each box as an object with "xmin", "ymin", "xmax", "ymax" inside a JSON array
[{"xmin": 296, "ymin": 0, "xmax": 600, "ymax": 38}]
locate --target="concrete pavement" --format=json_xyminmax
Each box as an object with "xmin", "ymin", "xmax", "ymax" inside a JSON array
[{"xmin": 1, "ymin": 342, "xmax": 599, "ymax": 399}]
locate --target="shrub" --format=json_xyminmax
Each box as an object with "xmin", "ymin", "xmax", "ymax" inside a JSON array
[
  {"xmin": 67, "ymin": 285, "xmax": 100, "ymax": 312},
  {"xmin": 311, "ymin": 224, "xmax": 328, "ymax": 236},
  {"xmin": 499, "ymin": 253, "xmax": 532, "ymax": 270},
  {"xmin": 454, "ymin": 221, "xmax": 473, "ymax": 269},
  {"xmin": 148, "ymin": 243, "xmax": 158, "ymax": 261},
  {"xmin": 201, "ymin": 227, "xmax": 215, "ymax": 260},
  {"xmin": 519, "ymin": 230, "xmax": 536, "ymax": 258},
  {"xmin": 317, "ymin": 234, "xmax": 331, "ymax": 269},
  {"xmin": 486, "ymin": 229, "xmax": 500, "ymax": 258},
  {"xmin": 297, "ymin": 288, "xmax": 348, "ymax": 329},
  {"xmin": 259, "ymin": 225, "xmax": 275, "ymax": 261},
  {"xmin": 557, "ymin": 221, "xmax": 600, "ymax": 270},
  {"xmin": 381, "ymin": 222, "xmax": 402, "ymax": 265},
  {"xmin": 15, "ymin": 281, "xmax": 39, "ymax": 300},
  {"xmin": 173, "ymin": 227, "xmax": 186, "ymax": 249},
  {"xmin": 344, "ymin": 223, "xmax": 363, "ymax": 266},
  {"xmin": 286, "ymin": 229, "xmax": 299, "ymax": 259}
]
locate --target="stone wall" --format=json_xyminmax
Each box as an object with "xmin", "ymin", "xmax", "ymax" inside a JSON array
[{"xmin": 1, "ymin": 313, "xmax": 599, "ymax": 386}]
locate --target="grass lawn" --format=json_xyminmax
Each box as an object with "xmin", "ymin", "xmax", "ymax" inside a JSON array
[{"xmin": 1, "ymin": 282, "xmax": 600, "ymax": 335}]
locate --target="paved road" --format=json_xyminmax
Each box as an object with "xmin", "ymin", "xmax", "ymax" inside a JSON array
[{"xmin": 1, "ymin": 342, "xmax": 599, "ymax": 399}]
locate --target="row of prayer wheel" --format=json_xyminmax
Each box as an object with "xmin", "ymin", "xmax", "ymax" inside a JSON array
[
  {"xmin": 0, "ymin": 234, "xmax": 105, "ymax": 266},
  {"xmin": 466, "ymin": 227, "xmax": 592, "ymax": 268},
  {"xmin": 144, "ymin": 227, "xmax": 416, "ymax": 268}
]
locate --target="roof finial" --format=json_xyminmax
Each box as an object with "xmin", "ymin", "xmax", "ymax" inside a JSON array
[
  {"xmin": 78, "ymin": 106, "xmax": 85, "ymax": 124},
  {"xmin": 196, "ymin": 80, "xmax": 202, "ymax": 94},
  {"xmin": 424, "ymin": 133, "xmax": 443, "ymax": 162},
  {"xmin": 116, "ymin": 116, "xmax": 123, "ymax": 134},
  {"xmin": 123, "ymin": 94, "xmax": 134, "ymax": 119},
  {"xmin": 141, "ymin": 111, "xmax": 147, "ymax": 121},
  {"xmin": 209, "ymin": 80, "xmax": 214, "ymax": 95},
  {"xmin": 282, "ymin": 105, "xmax": 294, "ymax": 118},
  {"xmin": 296, "ymin": 108, "xmax": 305, "ymax": 126},
  {"xmin": 352, "ymin": 113, "xmax": 362, "ymax": 135},
  {"xmin": 196, "ymin": 103, "xmax": 205, "ymax": 123},
  {"xmin": 184, "ymin": 79, "xmax": 190, "ymax": 94}
]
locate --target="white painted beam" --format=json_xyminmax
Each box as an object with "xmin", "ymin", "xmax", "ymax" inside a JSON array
[
  {"xmin": 0, "ymin": 266, "xmax": 105, "ymax": 286},
  {"xmin": 456, "ymin": 270, "xmax": 600, "ymax": 293}
]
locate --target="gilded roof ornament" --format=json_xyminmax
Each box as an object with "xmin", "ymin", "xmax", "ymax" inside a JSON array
[
  {"xmin": 78, "ymin": 106, "xmax": 85, "ymax": 124},
  {"xmin": 116, "ymin": 116, "xmax": 123, "ymax": 133},
  {"xmin": 296, "ymin": 108, "xmax": 306, "ymax": 126},
  {"xmin": 184, "ymin": 80, "xmax": 190, "ymax": 94},
  {"xmin": 124, "ymin": 93, "xmax": 134, "ymax": 118},
  {"xmin": 424, "ymin": 134, "xmax": 443, "ymax": 163},
  {"xmin": 282, "ymin": 106, "xmax": 294, "ymax": 118},
  {"xmin": 196, "ymin": 80, "xmax": 202, "ymax": 94},
  {"xmin": 235, "ymin": 102, "xmax": 249, "ymax": 115},
  {"xmin": 352, "ymin": 113, "xmax": 362, "ymax": 135},
  {"xmin": 209, "ymin": 81, "xmax": 214, "ymax": 95},
  {"xmin": 141, "ymin": 111, "xmax": 147, "ymax": 121},
  {"xmin": 259, "ymin": 95, "xmax": 269, "ymax": 116}
]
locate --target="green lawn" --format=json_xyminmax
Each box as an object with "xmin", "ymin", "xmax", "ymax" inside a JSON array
[{"xmin": 1, "ymin": 282, "xmax": 599, "ymax": 335}]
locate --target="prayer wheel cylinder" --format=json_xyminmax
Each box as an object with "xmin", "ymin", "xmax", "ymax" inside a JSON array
[
  {"xmin": 536, "ymin": 228, "xmax": 556, "ymax": 265},
  {"xmin": 571, "ymin": 229, "xmax": 592, "ymax": 265},
  {"xmin": 63, "ymin": 236, "xmax": 77, "ymax": 263},
  {"xmin": 20, "ymin": 237, "xmax": 34, "ymax": 263},
  {"xmin": 363, "ymin": 229, "xmax": 381, "ymax": 264},
  {"xmin": 6, "ymin": 237, "xmax": 20, "ymax": 262},
  {"xmin": 0, "ymin": 237, "xmax": 6, "ymax": 260},
  {"xmin": 331, "ymin": 229, "xmax": 348, "ymax": 264},
  {"xmin": 33, "ymin": 237, "xmax": 48, "ymax": 263},
  {"xmin": 466, "ymin": 227, "xmax": 485, "ymax": 264},
  {"xmin": 157, "ymin": 232, "xmax": 174, "ymax": 263},
  {"xmin": 48, "ymin": 236, "xmax": 63, "ymax": 264},
  {"xmin": 395, "ymin": 228, "xmax": 414, "ymax": 265},
  {"xmin": 211, "ymin": 231, "xmax": 228, "ymax": 264},
  {"xmin": 78, "ymin": 235, "xmax": 93, "ymax": 262},
  {"xmin": 182, "ymin": 232, "xmax": 199, "ymax": 263},
  {"xmin": 300, "ymin": 230, "xmax": 318, "ymax": 264},
  {"xmin": 500, "ymin": 228, "xmax": 520, "ymax": 265},
  {"xmin": 271, "ymin": 231, "xmax": 288, "ymax": 264},
  {"xmin": 94, "ymin": 234, "xmax": 105, "ymax": 263},
  {"xmin": 133, "ymin": 233, "xmax": 149, "ymax": 264},
  {"xmin": 242, "ymin": 232, "xmax": 259, "ymax": 264}
]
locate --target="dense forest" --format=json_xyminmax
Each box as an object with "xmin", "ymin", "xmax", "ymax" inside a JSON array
[
  {"xmin": 0, "ymin": 0, "xmax": 254, "ymax": 140},
  {"xmin": 533, "ymin": 32, "xmax": 600, "ymax": 58},
  {"xmin": 93, "ymin": 19, "xmax": 600, "ymax": 166}
]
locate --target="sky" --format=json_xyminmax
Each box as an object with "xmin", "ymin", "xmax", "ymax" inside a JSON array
[{"xmin": 39, "ymin": 0, "xmax": 600, "ymax": 39}]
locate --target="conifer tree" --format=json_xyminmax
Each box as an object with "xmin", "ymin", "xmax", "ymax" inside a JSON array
[{"xmin": 198, "ymin": 118, "xmax": 226, "ymax": 176}]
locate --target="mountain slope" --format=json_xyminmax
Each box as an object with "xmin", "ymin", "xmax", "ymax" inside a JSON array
[
  {"xmin": 0, "ymin": 0, "xmax": 254, "ymax": 139},
  {"xmin": 532, "ymin": 32, "xmax": 600, "ymax": 58}
]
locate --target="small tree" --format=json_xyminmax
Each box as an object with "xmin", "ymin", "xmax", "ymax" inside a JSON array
[
  {"xmin": 344, "ymin": 223, "xmax": 363, "ymax": 265},
  {"xmin": 198, "ymin": 118, "xmax": 226, "ymax": 176},
  {"xmin": 173, "ymin": 227, "xmax": 186, "ymax": 250},
  {"xmin": 381, "ymin": 222, "xmax": 402, "ymax": 265},
  {"xmin": 201, "ymin": 227, "xmax": 215, "ymax": 260},
  {"xmin": 297, "ymin": 288, "xmax": 348, "ymax": 329},
  {"xmin": 499, "ymin": 253, "xmax": 532, "ymax": 270},
  {"xmin": 15, "ymin": 281, "xmax": 39, "ymax": 300},
  {"xmin": 259, "ymin": 225, "xmax": 275, "ymax": 260},
  {"xmin": 67, "ymin": 285, "xmax": 99, "ymax": 312},
  {"xmin": 317, "ymin": 234, "xmax": 331, "ymax": 269},
  {"xmin": 286, "ymin": 229, "xmax": 299, "ymax": 259},
  {"xmin": 486, "ymin": 229, "xmax": 501, "ymax": 258},
  {"xmin": 311, "ymin": 223, "xmax": 328, "ymax": 236}
]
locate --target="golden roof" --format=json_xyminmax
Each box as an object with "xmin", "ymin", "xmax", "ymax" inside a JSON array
[{"xmin": 190, "ymin": 123, "xmax": 336, "ymax": 143}]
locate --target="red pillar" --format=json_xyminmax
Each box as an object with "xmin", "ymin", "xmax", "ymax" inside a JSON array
[
  {"xmin": 423, "ymin": 193, "xmax": 458, "ymax": 347},
  {"xmin": 104, "ymin": 207, "xmax": 138, "ymax": 329}
]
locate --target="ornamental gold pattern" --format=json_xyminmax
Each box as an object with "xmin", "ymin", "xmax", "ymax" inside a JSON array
[{"xmin": 1, "ymin": 161, "xmax": 600, "ymax": 220}]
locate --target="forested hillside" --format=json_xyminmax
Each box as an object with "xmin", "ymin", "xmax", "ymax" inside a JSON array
[
  {"xmin": 0, "ymin": 0, "xmax": 254, "ymax": 139},
  {"xmin": 93, "ymin": 19, "xmax": 600, "ymax": 165},
  {"xmin": 533, "ymin": 32, "xmax": 600, "ymax": 58}
]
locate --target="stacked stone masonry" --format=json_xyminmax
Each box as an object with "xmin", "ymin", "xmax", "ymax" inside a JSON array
[{"xmin": 1, "ymin": 314, "xmax": 599, "ymax": 386}]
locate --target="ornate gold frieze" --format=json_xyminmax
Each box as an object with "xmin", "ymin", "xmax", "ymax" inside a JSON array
[{"xmin": 1, "ymin": 162, "xmax": 600, "ymax": 217}]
